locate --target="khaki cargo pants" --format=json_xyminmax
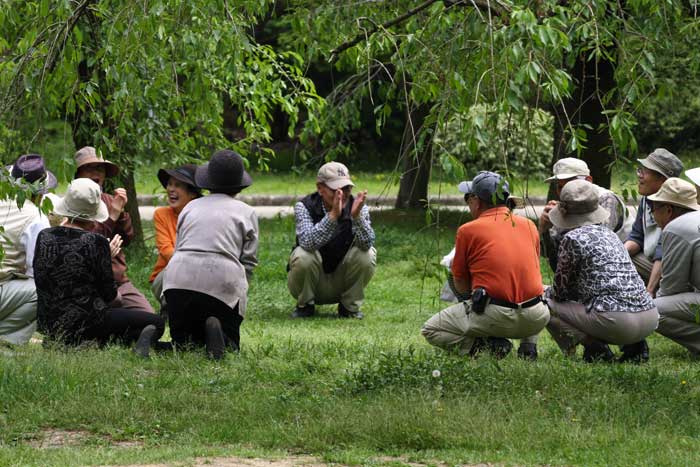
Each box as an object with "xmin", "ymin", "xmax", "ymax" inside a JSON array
[
  {"xmin": 421, "ymin": 300, "xmax": 550, "ymax": 354},
  {"xmin": 287, "ymin": 246, "xmax": 376, "ymax": 313},
  {"xmin": 655, "ymin": 292, "xmax": 700, "ymax": 357}
]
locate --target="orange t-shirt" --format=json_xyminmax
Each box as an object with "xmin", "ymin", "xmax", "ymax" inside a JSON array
[
  {"xmin": 451, "ymin": 206, "xmax": 542, "ymax": 303},
  {"xmin": 149, "ymin": 206, "xmax": 178, "ymax": 282}
]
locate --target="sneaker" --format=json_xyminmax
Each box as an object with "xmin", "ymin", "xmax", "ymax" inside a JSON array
[
  {"xmin": 338, "ymin": 303, "xmax": 364, "ymax": 319},
  {"xmin": 517, "ymin": 343, "xmax": 538, "ymax": 361},
  {"xmin": 133, "ymin": 324, "xmax": 157, "ymax": 359},
  {"xmin": 291, "ymin": 304, "xmax": 316, "ymax": 318},
  {"xmin": 205, "ymin": 317, "xmax": 225, "ymax": 360},
  {"xmin": 582, "ymin": 341, "xmax": 615, "ymax": 363},
  {"xmin": 618, "ymin": 340, "xmax": 649, "ymax": 364}
]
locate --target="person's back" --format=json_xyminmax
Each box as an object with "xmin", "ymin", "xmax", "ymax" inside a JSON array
[
  {"xmin": 453, "ymin": 208, "xmax": 542, "ymax": 303},
  {"xmin": 34, "ymin": 227, "xmax": 115, "ymax": 339},
  {"xmin": 657, "ymin": 209, "xmax": 700, "ymax": 297},
  {"xmin": 554, "ymin": 224, "xmax": 651, "ymax": 312},
  {"xmin": 0, "ymin": 199, "xmax": 41, "ymax": 281}
]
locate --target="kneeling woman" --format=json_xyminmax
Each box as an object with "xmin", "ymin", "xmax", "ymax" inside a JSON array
[
  {"xmin": 545, "ymin": 180, "xmax": 658, "ymax": 363},
  {"xmin": 34, "ymin": 179, "xmax": 164, "ymax": 356},
  {"xmin": 163, "ymin": 150, "xmax": 258, "ymax": 359}
]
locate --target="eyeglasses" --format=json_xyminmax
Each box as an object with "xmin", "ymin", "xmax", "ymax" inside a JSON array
[{"xmin": 649, "ymin": 202, "xmax": 668, "ymax": 213}]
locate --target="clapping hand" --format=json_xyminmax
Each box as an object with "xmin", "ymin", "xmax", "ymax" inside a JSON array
[
  {"xmin": 109, "ymin": 234, "xmax": 123, "ymax": 258},
  {"xmin": 351, "ymin": 190, "xmax": 367, "ymax": 219},
  {"xmin": 109, "ymin": 188, "xmax": 128, "ymax": 221},
  {"xmin": 329, "ymin": 188, "xmax": 345, "ymax": 220}
]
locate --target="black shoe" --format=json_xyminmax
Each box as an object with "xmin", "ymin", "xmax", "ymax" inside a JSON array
[
  {"xmin": 205, "ymin": 317, "xmax": 225, "ymax": 360},
  {"xmin": 468, "ymin": 337, "xmax": 511, "ymax": 358},
  {"xmin": 133, "ymin": 324, "xmax": 157, "ymax": 359},
  {"xmin": 487, "ymin": 337, "xmax": 513, "ymax": 359},
  {"xmin": 582, "ymin": 341, "xmax": 615, "ymax": 363},
  {"xmin": 338, "ymin": 303, "xmax": 364, "ymax": 319},
  {"xmin": 517, "ymin": 343, "xmax": 538, "ymax": 361},
  {"xmin": 291, "ymin": 304, "xmax": 316, "ymax": 318},
  {"xmin": 618, "ymin": 340, "xmax": 649, "ymax": 364}
]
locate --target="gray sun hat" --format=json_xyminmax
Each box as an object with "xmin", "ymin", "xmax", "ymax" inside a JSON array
[
  {"xmin": 458, "ymin": 171, "xmax": 510, "ymax": 202},
  {"xmin": 549, "ymin": 179, "xmax": 609, "ymax": 230},
  {"xmin": 647, "ymin": 178, "xmax": 700, "ymax": 211},
  {"xmin": 637, "ymin": 148, "xmax": 683, "ymax": 179},
  {"xmin": 52, "ymin": 178, "xmax": 109, "ymax": 222}
]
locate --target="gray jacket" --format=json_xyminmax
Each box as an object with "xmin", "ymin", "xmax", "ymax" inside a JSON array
[{"xmin": 163, "ymin": 194, "xmax": 259, "ymax": 316}]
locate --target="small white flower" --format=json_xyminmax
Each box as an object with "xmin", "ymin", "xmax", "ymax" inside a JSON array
[{"xmin": 432, "ymin": 370, "xmax": 441, "ymax": 378}]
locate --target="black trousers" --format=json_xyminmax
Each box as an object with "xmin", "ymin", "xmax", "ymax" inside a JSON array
[
  {"xmin": 164, "ymin": 289, "xmax": 243, "ymax": 351},
  {"xmin": 81, "ymin": 308, "xmax": 165, "ymax": 345}
]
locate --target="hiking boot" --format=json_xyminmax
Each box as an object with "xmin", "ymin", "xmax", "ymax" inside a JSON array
[
  {"xmin": 582, "ymin": 341, "xmax": 615, "ymax": 363},
  {"xmin": 338, "ymin": 303, "xmax": 364, "ymax": 319},
  {"xmin": 205, "ymin": 317, "xmax": 225, "ymax": 360},
  {"xmin": 133, "ymin": 324, "xmax": 157, "ymax": 359},
  {"xmin": 291, "ymin": 304, "xmax": 316, "ymax": 318},
  {"xmin": 517, "ymin": 343, "xmax": 538, "ymax": 361},
  {"xmin": 618, "ymin": 340, "xmax": 649, "ymax": 364}
]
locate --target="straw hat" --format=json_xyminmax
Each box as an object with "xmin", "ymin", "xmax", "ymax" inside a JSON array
[
  {"xmin": 549, "ymin": 179, "xmax": 609, "ymax": 230},
  {"xmin": 52, "ymin": 178, "xmax": 109, "ymax": 222}
]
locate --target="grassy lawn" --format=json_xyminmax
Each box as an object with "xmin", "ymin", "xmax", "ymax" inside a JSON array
[{"xmin": 1, "ymin": 210, "xmax": 700, "ymax": 467}]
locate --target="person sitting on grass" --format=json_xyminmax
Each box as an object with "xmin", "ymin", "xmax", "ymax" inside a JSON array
[
  {"xmin": 73, "ymin": 146, "xmax": 154, "ymax": 314},
  {"xmin": 545, "ymin": 180, "xmax": 658, "ymax": 363},
  {"xmin": 646, "ymin": 178, "xmax": 700, "ymax": 359},
  {"xmin": 288, "ymin": 161, "xmax": 376, "ymax": 319},
  {"xmin": 421, "ymin": 171, "xmax": 550, "ymax": 360},
  {"xmin": 539, "ymin": 157, "xmax": 630, "ymax": 273},
  {"xmin": 0, "ymin": 154, "xmax": 56, "ymax": 345},
  {"xmin": 33, "ymin": 178, "xmax": 165, "ymax": 357},
  {"xmin": 149, "ymin": 164, "xmax": 201, "ymax": 312},
  {"xmin": 163, "ymin": 150, "xmax": 258, "ymax": 360}
]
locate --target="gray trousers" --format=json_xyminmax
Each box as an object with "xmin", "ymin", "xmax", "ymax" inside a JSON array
[
  {"xmin": 546, "ymin": 299, "xmax": 658, "ymax": 354},
  {"xmin": 421, "ymin": 300, "xmax": 550, "ymax": 355},
  {"xmin": 151, "ymin": 270, "xmax": 165, "ymax": 306},
  {"xmin": 0, "ymin": 278, "xmax": 38, "ymax": 345},
  {"xmin": 287, "ymin": 246, "xmax": 376, "ymax": 313},
  {"xmin": 655, "ymin": 292, "xmax": 700, "ymax": 356},
  {"xmin": 631, "ymin": 252, "xmax": 653, "ymax": 284}
]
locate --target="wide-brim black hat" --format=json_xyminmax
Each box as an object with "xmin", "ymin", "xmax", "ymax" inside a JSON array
[
  {"xmin": 195, "ymin": 150, "xmax": 252, "ymax": 194},
  {"xmin": 157, "ymin": 164, "xmax": 199, "ymax": 191}
]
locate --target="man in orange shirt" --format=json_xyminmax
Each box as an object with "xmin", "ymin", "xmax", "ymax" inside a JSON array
[{"xmin": 422, "ymin": 171, "xmax": 549, "ymax": 359}]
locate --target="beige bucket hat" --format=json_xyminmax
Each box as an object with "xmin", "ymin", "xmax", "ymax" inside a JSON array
[
  {"xmin": 549, "ymin": 179, "xmax": 610, "ymax": 230},
  {"xmin": 52, "ymin": 178, "xmax": 109, "ymax": 222},
  {"xmin": 647, "ymin": 178, "xmax": 700, "ymax": 211}
]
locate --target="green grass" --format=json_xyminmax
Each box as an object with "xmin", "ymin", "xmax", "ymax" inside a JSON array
[{"xmin": 1, "ymin": 210, "xmax": 700, "ymax": 467}]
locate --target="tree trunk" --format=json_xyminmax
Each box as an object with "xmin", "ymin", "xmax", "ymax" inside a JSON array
[
  {"xmin": 395, "ymin": 103, "xmax": 433, "ymax": 209},
  {"xmin": 119, "ymin": 165, "xmax": 143, "ymax": 247},
  {"xmin": 547, "ymin": 54, "xmax": 616, "ymax": 200}
]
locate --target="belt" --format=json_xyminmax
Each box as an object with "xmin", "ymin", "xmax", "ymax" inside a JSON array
[{"xmin": 489, "ymin": 296, "xmax": 543, "ymax": 309}]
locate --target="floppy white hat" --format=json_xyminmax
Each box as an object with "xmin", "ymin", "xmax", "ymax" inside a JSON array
[{"xmin": 52, "ymin": 178, "xmax": 109, "ymax": 222}]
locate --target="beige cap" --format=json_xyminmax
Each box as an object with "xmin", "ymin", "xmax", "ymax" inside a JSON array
[
  {"xmin": 647, "ymin": 177, "xmax": 700, "ymax": 211},
  {"xmin": 545, "ymin": 158, "xmax": 590, "ymax": 182},
  {"xmin": 317, "ymin": 162, "xmax": 354, "ymax": 190},
  {"xmin": 52, "ymin": 178, "xmax": 109, "ymax": 222}
]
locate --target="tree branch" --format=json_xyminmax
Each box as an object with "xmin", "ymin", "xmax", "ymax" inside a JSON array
[
  {"xmin": 329, "ymin": 0, "xmax": 441, "ymax": 63},
  {"xmin": 328, "ymin": 0, "xmax": 511, "ymax": 64}
]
